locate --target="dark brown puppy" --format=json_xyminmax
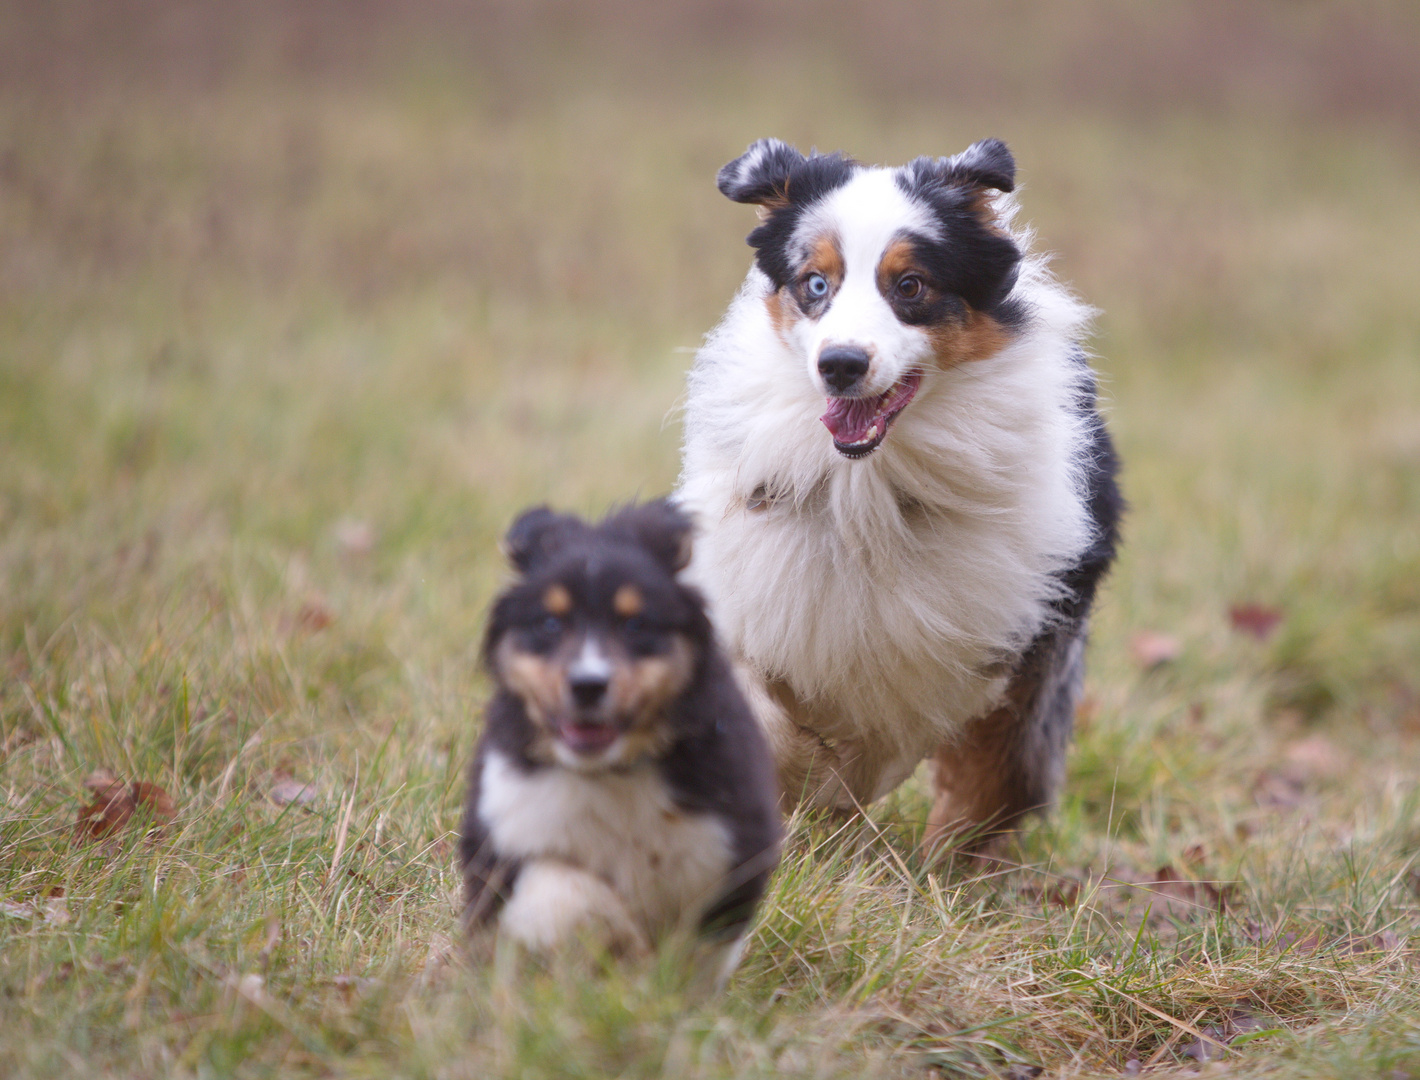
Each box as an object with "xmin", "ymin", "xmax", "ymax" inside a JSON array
[{"xmin": 460, "ymin": 501, "xmax": 781, "ymax": 978}]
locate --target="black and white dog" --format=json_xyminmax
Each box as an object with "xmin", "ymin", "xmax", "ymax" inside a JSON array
[
  {"xmin": 676, "ymin": 139, "xmax": 1121, "ymax": 848},
  {"xmin": 460, "ymin": 501, "xmax": 781, "ymax": 973}
]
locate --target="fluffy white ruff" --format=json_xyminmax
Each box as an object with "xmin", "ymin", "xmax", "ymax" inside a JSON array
[
  {"xmin": 676, "ymin": 206, "xmax": 1099, "ymax": 805},
  {"xmin": 478, "ymin": 750, "xmax": 734, "ymax": 944}
]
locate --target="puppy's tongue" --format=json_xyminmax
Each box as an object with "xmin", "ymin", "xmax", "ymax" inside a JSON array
[{"xmin": 819, "ymin": 374, "xmax": 921, "ymax": 444}]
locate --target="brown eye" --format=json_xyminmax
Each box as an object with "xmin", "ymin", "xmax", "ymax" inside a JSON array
[{"xmin": 897, "ymin": 275, "xmax": 924, "ymax": 300}]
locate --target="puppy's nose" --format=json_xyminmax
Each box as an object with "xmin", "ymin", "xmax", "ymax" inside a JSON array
[
  {"xmin": 569, "ymin": 673, "xmax": 609, "ymax": 709},
  {"xmin": 818, "ymin": 345, "xmax": 870, "ymax": 394}
]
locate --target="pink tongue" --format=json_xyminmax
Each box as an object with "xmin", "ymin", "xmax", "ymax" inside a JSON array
[
  {"xmin": 820, "ymin": 395, "xmax": 882, "ymax": 443},
  {"xmin": 819, "ymin": 375, "xmax": 920, "ymax": 444}
]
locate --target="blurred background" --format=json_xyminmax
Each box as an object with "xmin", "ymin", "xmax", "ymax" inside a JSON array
[
  {"xmin": 2, "ymin": 3, "xmax": 1420, "ymax": 1073},
  {"xmin": 3, "ymin": 0, "xmax": 1419, "ymax": 788}
]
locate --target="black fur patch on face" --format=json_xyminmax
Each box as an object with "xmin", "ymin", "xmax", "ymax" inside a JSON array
[
  {"xmin": 895, "ymin": 140, "xmax": 1025, "ymax": 326},
  {"xmin": 717, "ymin": 139, "xmax": 857, "ymax": 289}
]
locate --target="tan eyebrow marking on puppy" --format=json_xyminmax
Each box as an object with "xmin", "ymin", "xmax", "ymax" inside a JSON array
[
  {"xmin": 543, "ymin": 584, "xmax": 572, "ymax": 616},
  {"xmin": 613, "ymin": 584, "xmax": 643, "ymax": 618}
]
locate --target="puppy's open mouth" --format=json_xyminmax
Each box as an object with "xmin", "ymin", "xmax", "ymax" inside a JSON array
[
  {"xmin": 556, "ymin": 718, "xmax": 621, "ymax": 755},
  {"xmin": 819, "ymin": 373, "xmax": 922, "ymax": 458}
]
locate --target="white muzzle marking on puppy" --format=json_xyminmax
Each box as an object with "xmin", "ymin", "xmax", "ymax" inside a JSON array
[{"xmin": 569, "ymin": 637, "xmax": 613, "ymax": 684}]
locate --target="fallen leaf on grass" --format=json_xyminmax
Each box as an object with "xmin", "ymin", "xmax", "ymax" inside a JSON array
[
  {"xmin": 226, "ymin": 971, "xmax": 270, "ymax": 1007},
  {"xmin": 1229, "ymin": 602, "xmax": 1284, "ymax": 640},
  {"xmin": 0, "ymin": 897, "xmax": 69, "ymax": 924},
  {"xmin": 332, "ymin": 974, "xmax": 379, "ymax": 997},
  {"xmin": 1282, "ymin": 734, "xmax": 1347, "ymax": 779},
  {"xmin": 294, "ymin": 597, "xmax": 334, "ymax": 633},
  {"xmin": 74, "ymin": 769, "xmax": 175, "ymax": 842},
  {"xmin": 1252, "ymin": 768, "xmax": 1308, "ymax": 810},
  {"xmin": 1129, "ymin": 631, "xmax": 1181, "ymax": 669},
  {"xmin": 267, "ymin": 775, "xmax": 318, "ymax": 806},
  {"xmin": 333, "ymin": 518, "xmax": 376, "ymax": 557},
  {"xmin": 1180, "ymin": 1024, "xmax": 1229, "ymax": 1062},
  {"xmin": 1144, "ymin": 864, "xmax": 1230, "ymax": 917}
]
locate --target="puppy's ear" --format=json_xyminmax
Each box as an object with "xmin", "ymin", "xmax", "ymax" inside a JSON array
[
  {"xmin": 604, "ymin": 500, "xmax": 694, "ymax": 575},
  {"xmin": 717, "ymin": 138, "xmax": 807, "ymax": 208},
  {"xmin": 501, "ymin": 506, "xmax": 581, "ymax": 572},
  {"xmin": 906, "ymin": 139, "xmax": 1016, "ymax": 194}
]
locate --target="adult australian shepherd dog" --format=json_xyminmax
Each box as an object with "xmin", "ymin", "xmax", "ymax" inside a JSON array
[{"xmin": 676, "ymin": 138, "xmax": 1122, "ymax": 849}]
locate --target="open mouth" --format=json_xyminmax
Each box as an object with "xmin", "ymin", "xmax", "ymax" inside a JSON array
[
  {"xmin": 556, "ymin": 718, "xmax": 621, "ymax": 755},
  {"xmin": 819, "ymin": 372, "xmax": 922, "ymax": 458}
]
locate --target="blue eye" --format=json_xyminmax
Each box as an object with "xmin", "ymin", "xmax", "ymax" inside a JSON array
[
  {"xmin": 541, "ymin": 616, "xmax": 562, "ymax": 636},
  {"xmin": 805, "ymin": 273, "xmax": 829, "ymax": 298}
]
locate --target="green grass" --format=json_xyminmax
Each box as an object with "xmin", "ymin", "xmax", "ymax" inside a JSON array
[{"xmin": 3, "ymin": 5, "xmax": 1420, "ymax": 1076}]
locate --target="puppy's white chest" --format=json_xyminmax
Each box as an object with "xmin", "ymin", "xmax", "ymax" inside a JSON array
[{"xmin": 478, "ymin": 750, "xmax": 734, "ymax": 937}]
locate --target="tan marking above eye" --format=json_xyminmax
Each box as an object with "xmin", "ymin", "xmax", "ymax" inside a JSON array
[
  {"xmin": 796, "ymin": 232, "xmax": 844, "ymax": 302},
  {"xmin": 876, "ymin": 237, "xmax": 926, "ymax": 296},
  {"xmin": 613, "ymin": 584, "xmax": 643, "ymax": 618},
  {"xmin": 542, "ymin": 584, "xmax": 572, "ymax": 616}
]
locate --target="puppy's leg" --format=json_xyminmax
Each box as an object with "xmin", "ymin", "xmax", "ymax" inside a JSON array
[
  {"xmin": 925, "ymin": 620, "xmax": 1086, "ymax": 854},
  {"xmin": 498, "ymin": 859, "xmax": 649, "ymax": 958}
]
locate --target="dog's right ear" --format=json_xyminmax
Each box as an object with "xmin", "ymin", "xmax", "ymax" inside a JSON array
[
  {"xmin": 500, "ymin": 506, "xmax": 581, "ymax": 573},
  {"xmin": 717, "ymin": 139, "xmax": 807, "ymax": 208}
]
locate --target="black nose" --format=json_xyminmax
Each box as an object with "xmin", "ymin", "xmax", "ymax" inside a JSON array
[
  {"xmin": 817, "ymin": 346, "xmax": 870, "ymax": 393},
  {"xmin": 569, "ymin": 674, "xmax": 609, "ymax": 709}
]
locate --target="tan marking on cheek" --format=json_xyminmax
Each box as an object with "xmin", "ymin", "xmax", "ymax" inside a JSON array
[
  {"xmin": 617, "ymin": 637, "xmax": 694, "ymax": 719},
  {"xmin": 495, "ymin": 638, "xmax": 565, "ymax": 725},
  {"xmin": 542, "ymin": 584, "xmax": 572, "ymax": 616},
  {"xmin": 764, "ymin": 289, "xmax": 800, "ymax": 343},
  {"xmin": 929, "ymin": 310, "xmax": 1014, "ymax": 369},
  {"xmin": 602, "ymin": 637, "xmax": 696, "ymax": 763},
  {"xmin": 612, "ymin": 584, "xmax": 643, "ymax": 618}
]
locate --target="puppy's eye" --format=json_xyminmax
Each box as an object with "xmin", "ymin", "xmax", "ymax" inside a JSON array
[
  {"xmin": 896, "ymin": 275, "xmax": 924, "ymax": 300},
  {"xmin": 804, "ymin": 273, "xmax": 830, "ymax": 299},
  {"xmin": 524, "ymin": 615, "xmax": 563, "ymax": 653}
]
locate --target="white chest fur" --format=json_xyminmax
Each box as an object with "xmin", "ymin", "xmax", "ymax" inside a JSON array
[
  {"xmin": 677, "ymin": 259, "xmax": 1099, "ymax": 792},
  {"xmin": 478, "ymin": 750, "xmax": 734, "ymax": 940}
]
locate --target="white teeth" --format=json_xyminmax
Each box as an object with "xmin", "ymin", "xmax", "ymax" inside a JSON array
[{"xmin": 865, "ymin": 424, "xmax": 878, "ymax": 441}]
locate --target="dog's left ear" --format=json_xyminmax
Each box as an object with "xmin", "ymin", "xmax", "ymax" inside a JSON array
[
  {"xmin": 717, "ymin": 138, "xmax": 807, "ymax": 208},
  {"xmin": 604, "ymin": 500, "xmax": 694, "ymax": 575},
  {"xmin": 907, "ymin": 138, "xmax": 1016, "ymax": 194}
]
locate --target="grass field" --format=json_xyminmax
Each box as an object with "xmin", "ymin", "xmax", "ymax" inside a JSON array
[{"xmin": 3, "ymin": 3, "xmax": 1420, "ymax": 1076}]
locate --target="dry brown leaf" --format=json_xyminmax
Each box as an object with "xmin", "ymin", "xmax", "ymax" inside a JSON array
[
  {"xmin": 1129, "ymin": 630, "xmax": 1181, "ymax": 669},
  {"xmin": 74, "ymin": 769, "xmax": 175, "ymax": 842},
  {"xmin": 1143, "ymin": 864, "xmax": 1229, "ymax": 917},
  {"xmin": 1282, "ymin": 734, "xmax": 1347, "ymax": 779},
  {"xmin": 295, "ymin": 598, "xmax": 334, "ymax": 633},
  {"xmin": 1229, "ymin": 602, "xmax": 1284, "ymax": 640},
  {"xmin": 267, "ymin": 776, "xmax": 318, "ymax": 806},
  {"xmin": 1253, "ymin": 768, "xmax": 1308, "ymax": 810},
  {"xmin": 334, "ymin": 518, "xmax": 376, "ymax": 556}
]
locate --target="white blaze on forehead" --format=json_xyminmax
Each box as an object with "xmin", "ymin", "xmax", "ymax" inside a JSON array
[
  {"xmin": 791, "ymin": 168, "xmax": 937, "ymax": 395},
  {"xmin": 794, "ymin": 168, "xmax": 936, "ymax": 275},
  {"xmin": 569, "ymin": 637, "xmax": 613, "ymax": 683}
]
